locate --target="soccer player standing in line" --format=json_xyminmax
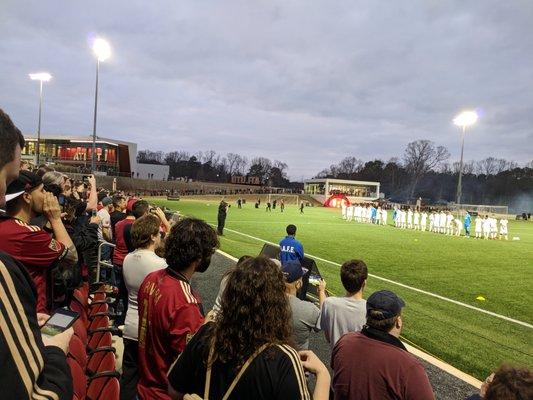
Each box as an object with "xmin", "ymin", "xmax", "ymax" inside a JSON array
[{"xmin": 463, "ymin": 211, "xmax": 472, "ymax": 237}]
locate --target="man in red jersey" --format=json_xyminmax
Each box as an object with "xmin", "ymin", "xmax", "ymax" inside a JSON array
[
  {"xmin": 0, "ymin": 170, "xmax": 78, "ymax": 313},
  {"xmin": 137, "ymin": 217, "xmax": 218, "ymax": 400}
]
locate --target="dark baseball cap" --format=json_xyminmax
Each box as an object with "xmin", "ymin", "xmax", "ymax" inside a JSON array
[
  {"xmin": 5, "ymin": 171, "xmax": 42, "ymax": 203},
  {"xmin": 101, "ymin": 196, "xmax": 113, "ymax": 206},
  {"xmin": 366, "ymin": 290, "xmax": 405, "ymax": 320},
  {"xmin": 282, "ymin": 262, "xmax": 304, "ymax": 283}
]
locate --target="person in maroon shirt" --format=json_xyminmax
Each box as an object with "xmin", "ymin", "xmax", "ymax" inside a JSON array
[
  {"xmin": 331, "ymin": 290, "xmax": 434, "ymax": 400},
  {"xmin": 0, "ymin": 171, "xmax": 78, "ymax": 313},
  {"xmin": 137, "ymin": 217, "xmax": 219, "ymax": 400}
]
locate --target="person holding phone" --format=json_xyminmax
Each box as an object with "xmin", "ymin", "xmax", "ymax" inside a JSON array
[{"xmin": 0, "ymin": 108, "xmax": 73, "ymax": 400}]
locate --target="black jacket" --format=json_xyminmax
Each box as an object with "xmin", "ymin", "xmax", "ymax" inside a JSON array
[{"xmin": 0, "ymin": 251, "xmax": 72, "ymax": 400}]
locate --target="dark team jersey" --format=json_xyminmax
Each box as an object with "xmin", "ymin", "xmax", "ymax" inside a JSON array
[
  {"xmin": 0, "ymin": 215, "xmax": 67, "ymax": 313},
  {"xmin": 137, "ymin": 268, "xmax": 204, "ymax": 400},
  {"xmin": 0, "ymin": 252, "xmax": 72, "ymax": 400},
  {"xmin": 168, "ymin": 323, "xmax": 311, "ymax": 400}
]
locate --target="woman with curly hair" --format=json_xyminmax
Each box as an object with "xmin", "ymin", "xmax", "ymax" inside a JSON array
[{"xmin": 168, "ymin": 256, "xmax": 330, "ymax": 400}]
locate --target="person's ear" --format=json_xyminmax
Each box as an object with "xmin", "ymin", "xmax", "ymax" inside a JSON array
[
  {"xmin": 396, "ymin": 315, "xmax": 402, "ymax": 330},
  {"xmin": 22, "ymin": 192, "xmax": 31, "ymax": 206}
]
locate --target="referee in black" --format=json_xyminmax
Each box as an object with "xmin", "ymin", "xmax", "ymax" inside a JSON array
[{"xmin": 217, "ymin": 198, "xmax": 228, "ymax": 235}]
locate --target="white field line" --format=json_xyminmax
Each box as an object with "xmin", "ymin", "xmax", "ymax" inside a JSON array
[
  {"xmin": 218, "ymin": 226, "xmax": 533, "ymax": 329},
  {"xmin": 214, "ymin": 248, "xmax": 482, "ymax": 389}
]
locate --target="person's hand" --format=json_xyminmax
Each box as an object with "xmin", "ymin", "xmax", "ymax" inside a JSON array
[
  {"xmin": 90, "ymin": 215, "xmax": 102, "ymax": 225},
  {"xmin": 37, "ymin": 313, "xmax": 50, "ymax": 328},
  {"xmin": 299, "ymin": 350, "xmax": 328, "ymax": 375},
  {"xmin": 152, "ymin": 207, "xmax": 167, "ymax": 222},
  {"xmin": 43, "ymin": 192, "xmax": 62, "ymax": 222},
  {"xmin": 42, "ymin": 327, "xmax": 74, "ymax": 355},
  {"xmin": 318, "ymin": 279, "xmax": 327, "ymax": 293},
  {"xmin": 480, "ymin": 372, "xmax": 494, "ymax": 398}
]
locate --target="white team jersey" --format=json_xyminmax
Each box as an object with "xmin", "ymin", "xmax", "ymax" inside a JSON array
[
  {"xmin": 421, "ymin": 213, "xmax": 427, "ymax": 225},
  {"xmin": 500, "ymin": 219, "xmax": 508, "ymax": 233},
  {"xmin": 446, "ymin": 214, "xmax": 454, "ymax": 227},
  {"xmin": 483, "ymin": 219, "xmax": 491, "ymax": 232},
  {"xmin": 400, "ymin": 211, "xmax": 406, "ymax": 223},
  {"xmin": 413, "ymin": 212, "xmax": 420, "ymax": 224}
]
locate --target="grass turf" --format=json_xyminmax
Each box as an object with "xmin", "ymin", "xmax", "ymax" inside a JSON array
[{"xmin": 152, "ymin": 198, "xmax": 533, "ymax": 380}]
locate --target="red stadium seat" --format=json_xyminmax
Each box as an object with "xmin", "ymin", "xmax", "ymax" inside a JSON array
[
  {"xmin": 67, "ymin": 358, "xmax": 87, "ymax": 400},
  {"xmin": 87, "ymin": 350, "xmax": 116, "ymax": 376},
  {"xmin": 87, "ymin": 373, "xmax": 120, "ymax": 400},
  {"xmin": 73, "ymin": 319, "xmax": 88, "ymax": 346},
  {"xmin": 68, "ymin": 334, "xmax": 87, "ymax": 369},
  {"xmin": 88, "ymin": 330, "xmax": 113, "ymax": 351}
]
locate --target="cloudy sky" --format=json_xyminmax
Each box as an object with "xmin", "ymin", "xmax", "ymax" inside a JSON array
[{"xmin": 1, "ymin": 0, "xmax": 532, "ymax": 179}]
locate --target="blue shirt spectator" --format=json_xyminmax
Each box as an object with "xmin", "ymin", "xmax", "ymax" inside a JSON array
[{"xmin": 279, "ymin": 224, "xmax": 304, "ymax": 266}]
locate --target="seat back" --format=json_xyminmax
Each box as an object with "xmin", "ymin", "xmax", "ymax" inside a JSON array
[
  {"xmin": 73, "ymin": 319, "xmax": 88, "ymax": 346},
  {"xmin": 87, "ymin": 350, "xmax": 116, "ymax": 375},
  {"xmin": 68, "ymin": 334, "xmax": 87, "ymax": 368},
  {"xmin": 88, "ymin": 314, "xmax": 110, "ymax": 332},
  {"xmin": 87, "ymin": 375, "xmax": 120, "ymax": 400},
  {"xmin": 88, "ymin": 330, "xmax": 113, "ymax": 351},
  {"xmin": 67, "ymin": 358, "xmax": 87, "ymax": 400}
]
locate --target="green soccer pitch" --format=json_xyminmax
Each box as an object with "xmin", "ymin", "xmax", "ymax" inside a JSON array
[{"xmin": 152, "ymin": 198, "xmax": 533, "ymax": 380}]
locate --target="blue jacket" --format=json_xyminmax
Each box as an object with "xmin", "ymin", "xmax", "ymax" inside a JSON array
[
  {"xmin": 279, "ymin": 236, "xmax": 304, "ymax": 265},
  {"xmin": 464, "ymin": 213, "xmax": 471, "ymax": 227}
]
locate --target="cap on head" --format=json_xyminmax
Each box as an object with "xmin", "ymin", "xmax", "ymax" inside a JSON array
[
  {"xmin": 366, "ymin": 290, "xmax": 405, "ymax": 320},
  {"xmin": 5, "ymin": 170, "xmax": 42, "ymax": 203},
  {"xmin": 282, "ymin": 262, "xmax": 304, "ymax": 283},
  {"xmin": 126, "ymin": 198, "xmax": 138, "ymax": 212},
  {"xmin": 101, "ymin": 196, "xmax": 113, "ymax": 206}
]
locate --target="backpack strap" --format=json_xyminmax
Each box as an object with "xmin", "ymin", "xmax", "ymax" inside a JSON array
[{"xmin": 203, "ymin": 342, "xmax": 271, "ymax": 400}]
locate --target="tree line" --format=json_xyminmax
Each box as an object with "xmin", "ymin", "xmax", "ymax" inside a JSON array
[
  {"xmin": 316, "ymin": 140, "xmax": 533, "ymax": 211},
  {"xmin": 137, "ymin": 140, "xmax": 533, "ymax": 211},
  {"xmin": 137, "ymin": 150, "xmax": 292, "ymax": 188}
]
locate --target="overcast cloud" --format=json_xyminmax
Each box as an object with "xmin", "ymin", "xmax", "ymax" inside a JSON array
[{"xmin": 1, "ymin": 0, "xmax": 532, "ymax": 179}]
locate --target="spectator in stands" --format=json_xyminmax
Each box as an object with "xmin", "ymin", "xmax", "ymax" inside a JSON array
[
  {"xmin": 168, "ymin": 256, "xmax": 331, "ymax": 400},
  {"xmin": 110, "ymin": 194, "xmax": 127, "ymax": 237},
  {"xmin": 137, "ymin": 217, "xmax": 219, "ymax": 400},
  {"xmin": 0, "ymin": 171, "xmax": 79, "ymax": 313},
  {"xmin": 113, "ymin": 199, "xmax": 149, "ymax": 325},
  {"xmin": 279, "ymin": 224, "xmax": 304, "ymax": 266},
  {"xmin": 0, "ymin": 107, "xmax": 73, "ymax": 400},
  {"xmin": 332, "ymin": 290, "xmax": 434, "ymax": 400},
  {"xmin": 318, "ymin": 259, "xmax": 368, "ymax": 349},
  {"xmin": 466, "ymin": 364, "xmax": 532, "ymax": 400},
  {"xmin": 282, "ymin": 261, "xmax": 326, "ymax": 350},
  {"xmin": 121, "ymin": 214, "xmax": 167, "ymax": 400},
  {"xmin": 97, "ymin": 196, "xmax": 113, "ymax": 242},
  {"xmin": 211, "ymin": 254, "xmax": 252, "ymax": 316}
]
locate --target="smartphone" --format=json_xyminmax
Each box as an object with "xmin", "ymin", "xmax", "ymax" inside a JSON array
[
  {"xmin": 40, "ymin": 308, "xmax": 79, "ymax": 337},
  {"xmin": 308, "ymin": 271, "xmax": 323, "ymax": 286},
  {"xmin": 92, "ymin": 209, "xmax": 97, "ymax": 217}
]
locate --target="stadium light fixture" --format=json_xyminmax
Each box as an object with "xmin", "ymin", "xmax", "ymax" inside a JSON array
[
  {"xmin": 92, "ymin": 38, "xmax": 111, "ymax": 62},
  {"xmin": 29, "ymin": 72, "xmax": 53, "ymax": 165},
  {"xmin": 453, "ymin": 110, "xmax": 478, "ymax": 205},
  {"xmin": 91, "ymin": 37, "xmax": 111, "ymax": 171},
  {"xmin": 453, "ymin": 110, "xmax": 478, "ymax": 127}
]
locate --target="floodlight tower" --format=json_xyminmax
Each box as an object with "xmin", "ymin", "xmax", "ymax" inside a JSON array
[
  {"xmin": 453, "ymin": 110, "xmax": 478, "ymax": 205},
  {"xmin": 91, "ymin": 38, "xmax": 111, "ymax": 172},
  {"xmin": 29, "ymin": 72, "xmax": 52, "ymax": 165}
]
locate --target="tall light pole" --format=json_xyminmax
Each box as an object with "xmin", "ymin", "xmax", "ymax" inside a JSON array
[
  {"xmin": 453, "ymin": 110, "xmax": 478, "ymax": 205},
  {"xmin": 29, "ymin": 72, "xmax": 52, "ymax": 166},
  {"xmin": 91, "ymin": 38, "xmax": 111, "ymax": 172}
]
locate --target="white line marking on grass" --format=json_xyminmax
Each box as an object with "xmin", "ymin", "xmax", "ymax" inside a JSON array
[{"xmin": 220, "ymin": 226, "xmax": 533, "ymax": 329}]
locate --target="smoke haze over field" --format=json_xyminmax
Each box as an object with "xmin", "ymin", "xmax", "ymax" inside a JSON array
[{"xmin": 1, "ymin": 0, "xmax": 532, "ymax": 179}]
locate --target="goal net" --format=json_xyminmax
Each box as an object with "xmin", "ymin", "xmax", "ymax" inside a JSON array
[
  {"xmin": 267, "ymin": 194, "xmax": 300, "ymax": 205},
  {"xmin": 450, "ymin": 203, "xmax": 509, "ymax": 216}
]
